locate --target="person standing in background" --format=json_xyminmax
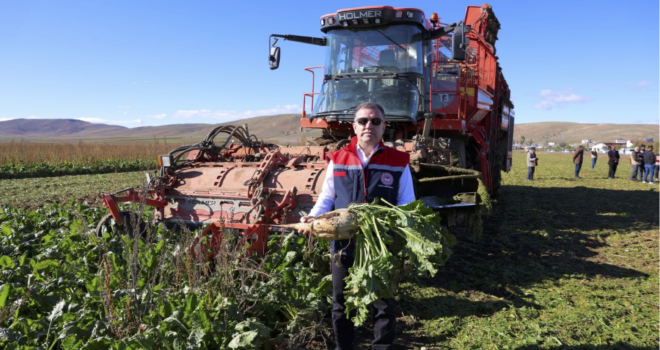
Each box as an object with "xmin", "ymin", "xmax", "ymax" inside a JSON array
[
  {"xmin": 590, "ymin": 148, "xmax": 598, "ymax": 169},
  {"xmin": 526, "ymin": 146, "xmax": 537, "ymax": 181},
  {"xmin": 607, "ymin": 145, "xmax": 619, "ymax": 179},
  {"xmin": 642, "ymin": 145, "xmax": 655, "ymax": 185},
  {"xmin": 653, "ymin": 153, "xmax": 660, "ymax": 181},
  {"xmin": 630, "ymin": 146, "xmax": 642, "ymax": 181},
  {"xmin": 573, "ymin": 146, "xmax": 584, "ymax": 179},
  {"xmin": 638, "ymin": 144, "xmax": 647, "ymax": 181}
]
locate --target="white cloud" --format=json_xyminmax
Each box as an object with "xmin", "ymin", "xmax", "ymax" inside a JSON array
[
  {"xmin": 117, "ymin": 105, "xmax": 130, "ymax": 115},
  {"xmin": 534, "ymin": 89, "xmax": 592, "ymax": 110},
  {"xmin": 629, "ymin": 81, "xmax": 654, "ymax": 91},
  {"xmin": 172, "ymin": 105, "xmax": 302, "ymax": 122},
  {"xmin": 0, "ymin": 118, "xmax": 13, "ymax": 122},
  {"xmin": 27, "ymin": 116, "xmax": 39, "ymax": 119},
  {"xmin": 76, "ymin": 118, "xmax": 143, "ymax": 126},
  {"xmin": 632, "ymin": 119, "xmax": 660, "ymax": 125},
  {"xmin": 148, "ymin": 114, "xmax": 168, "ymax": 119}
]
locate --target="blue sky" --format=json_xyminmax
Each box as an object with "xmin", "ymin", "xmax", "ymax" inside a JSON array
[{"xmin": 0, "ymin": 0, "xmax": 657, "ymax": 128}]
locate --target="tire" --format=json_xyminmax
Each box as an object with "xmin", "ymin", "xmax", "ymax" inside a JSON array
[{"xmin": 95, "ymin": 211, "xmax": 146, "ymax": 238}]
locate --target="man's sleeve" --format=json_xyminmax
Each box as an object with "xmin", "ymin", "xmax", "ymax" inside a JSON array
[
  {"xmin": 308, "ymin": 161, "xmax": 336, "ymax": 217},
  {"xmin": 396, "ymin": 165, "xmax": 416, "ymax": 206}
]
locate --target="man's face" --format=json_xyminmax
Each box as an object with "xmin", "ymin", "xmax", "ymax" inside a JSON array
[{"xmin": 353, "ymin": 108, "xmax": 385, "ymax": 145}]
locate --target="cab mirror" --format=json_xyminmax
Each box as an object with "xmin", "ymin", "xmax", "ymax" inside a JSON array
[
  {"xmin": 451, "ymin": 25, "xmax": 471, "ymax": 61},
  {"xmin": 269, "ymin": 46, "xmax": 281, "ymax": 70}
]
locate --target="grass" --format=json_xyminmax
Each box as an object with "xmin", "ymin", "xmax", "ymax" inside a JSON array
[
  {"xmin": 0, "ymin": 151, "xmax": 657, "ymax": 349},
  {"xmin": 389, "ymin": 152, "xmax": 658, "ymax": 349}
]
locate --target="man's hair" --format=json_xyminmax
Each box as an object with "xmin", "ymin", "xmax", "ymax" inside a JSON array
[
  {"xmin": 640, "ymin": 144, "xmax": 646, "ymax": 148},
  {"xmin": 355, "ymin": 102, "xmax": 385, "ymax": 117},
  {"xmin": 649, "ymin": 145, "xmax": 654, "ymax": 149}
]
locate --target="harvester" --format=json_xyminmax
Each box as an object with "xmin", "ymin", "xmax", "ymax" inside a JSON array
[{"xmin": 98, "ymin": 4, "xmax": 514, "ymax": 254}]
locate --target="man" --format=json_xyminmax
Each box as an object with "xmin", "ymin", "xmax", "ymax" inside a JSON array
[
  {"xmin": 638, "ymin": 144, "xmax": 647, "ymax": 181},
  {"xmin": 590, "ymin": 148, "xmax": 598, "ymax": 169},
  {"xmin": 642, "ymin": 145, "xmax": 655, "ymax": 185},
  {"xmin": 607, "ymin": 145, "xmax": 619, "ymax": 179},
  {"xmin": 630, "ymin": 146, "xmax": 642, "ymax": 181},
  {"xmin": 526, "ymin": 146, "xmax": 537, "ymax": 181},
  {"xmin": 573, "ymin": 146, "xmax": 584, "ymax": 179},
  {"xmin": 655, "ymin": 150, "xmax": 659, "ymax": 183},
  {"xmin": 300, "ymin": 102, "xmax": 415, "ymax": 350}
]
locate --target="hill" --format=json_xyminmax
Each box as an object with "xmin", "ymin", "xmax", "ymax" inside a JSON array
[
  {"xmin": 0, "ymin": 115, "xmax": 323, "ymax": 144},
  {"xmin": 514, "ymin": 122, "xmax": 658, "ymax": 145},
  {"xmin": 1, "ymin": 118, "xmax": 656, "ymax": 146}
]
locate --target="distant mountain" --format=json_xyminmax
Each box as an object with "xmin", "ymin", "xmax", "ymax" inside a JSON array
[
  {"xmin": 1, "ymin": 118, "xmax": 656, "ymax": 146},
  {"xmin": 0, "ymin": 119, "xmax": 127, "ymax": 138},
  {"xmin": 0, "ymin": 115, "xmax": 323, "ymax": 143},
  {"xmin": 514, "ymin": 122, "xmax": 658, "ymax": 145}
]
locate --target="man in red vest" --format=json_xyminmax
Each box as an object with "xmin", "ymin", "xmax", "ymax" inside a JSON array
[{"xmin": 300, "ymin": 102, "xmax": 415, "ymax": 349}]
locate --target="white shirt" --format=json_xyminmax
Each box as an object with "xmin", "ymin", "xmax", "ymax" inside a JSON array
[{"xmin": 308, "ymin": 143, "xmax": 416, "ymax": 217}]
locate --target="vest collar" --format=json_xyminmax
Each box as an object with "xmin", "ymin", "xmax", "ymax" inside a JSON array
[{"xmin": 348, "ymin": 136, "xmax": 385, "ymax": 156}]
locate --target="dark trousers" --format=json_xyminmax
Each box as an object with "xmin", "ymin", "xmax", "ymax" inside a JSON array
[
  {"xmin": 608, "ymin": 163, "xmax": 618, "ymax": 178},
  {"xmin": 655, "ymin": 165, "xmax": 659, "ymax": 180},
  {"xmin": 631, "ymin": 164, "xmax": 640, "ymax": 180},
  {"xmin": 575, "ymin": 163, "xmax": 582, "ymax": 178},
  {"xmin": 332, "ymin": 254, "xmax": 396, "ymax": 350},
  {"xmin": 527, "ymin": 167, "xmax": 535, "ymax": 180}
]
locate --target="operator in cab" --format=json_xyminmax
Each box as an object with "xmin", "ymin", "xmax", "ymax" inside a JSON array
[{"xmin": 300, "ymin": 102, "xmax": 415, "ymax": 350}]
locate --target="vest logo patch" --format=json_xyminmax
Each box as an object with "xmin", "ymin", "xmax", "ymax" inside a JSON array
[{"xmin": 380, "ymin": 172, "xmax": 394, "ymax": 186}]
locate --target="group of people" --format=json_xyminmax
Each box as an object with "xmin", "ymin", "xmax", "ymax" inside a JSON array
[
  {"xmin": 629, "ymin": 144, "xmax": 658, "ymax": 184},
  {"xmin": 526, "ymin": 144, "xmax": 659, "ymax": 184}
]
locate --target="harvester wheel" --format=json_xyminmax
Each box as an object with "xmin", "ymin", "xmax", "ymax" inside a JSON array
[{"xmin": 95, "ymin": 211, "xmax": 147, "ymax": 238}]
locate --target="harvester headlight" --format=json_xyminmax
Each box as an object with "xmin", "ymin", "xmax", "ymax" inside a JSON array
[
  {"xmin": 321, "ymin": 19, "xmax": 325, "ymax": 25},
  {"xmin": 341, "ymin": 21, "xmax": 349, "ymax": 27},
  {"xmin": 395, "ymin": 11, "xmax": 403, "ymax": 18},
  {"xmin": 374, "ymin": 18, "xmax": 381, "ymax": 24},
  {"xmin": 158, "ymin": 154, "xmax": 173, "ymax": 167},
  {"xmin": 407, "ymin": 11, "xmax": 414, "ymax": 19},
  {"xmin": 362, "ymin": 19, "xmax": 369, "ymax": 24},
  {"xmin": 328, "ymin": 17, "xmax": 335, "ymax": 25},
  {"xmin": 351, "ymin": 19, "xmax": 359, "ymax": 25}
]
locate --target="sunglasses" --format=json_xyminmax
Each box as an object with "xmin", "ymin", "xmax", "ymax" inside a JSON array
[{"xmin": 355, "ymin": 117, "xmax": 384, "ymax": 126}]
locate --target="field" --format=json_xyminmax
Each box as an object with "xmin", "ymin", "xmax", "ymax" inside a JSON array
[{"xmin": 0, "ymin": 150, "xmax": 657, "ymax": 349}]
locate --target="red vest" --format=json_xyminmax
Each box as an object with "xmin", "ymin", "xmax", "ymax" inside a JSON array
[{"xmin": 326, "ymin": 136, "xmax": 410, "ymax": 254}]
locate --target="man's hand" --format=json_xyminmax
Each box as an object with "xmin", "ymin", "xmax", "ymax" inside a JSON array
[{"xmin": 299, "ymin": 216, "xmax": 314, "ymax": 235}]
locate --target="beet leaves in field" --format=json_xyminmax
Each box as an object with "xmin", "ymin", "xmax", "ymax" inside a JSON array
[{"xmin": 344, "ymin": 199, "xmax": 456, "ymax": 326}]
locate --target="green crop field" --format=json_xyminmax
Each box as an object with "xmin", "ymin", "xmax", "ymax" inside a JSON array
[{"xmin": 0, "ymin": 151, "xmax": 657, "ymax": 349}]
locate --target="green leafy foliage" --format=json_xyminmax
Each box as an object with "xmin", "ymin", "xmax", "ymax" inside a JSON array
[
  {"xmin": 344, "ymin": 199, "xmax": 456, "ymax": 326},
  {"xmin": 0, "ymin": 203, "xmax": 333, "ymax": 349},
  {"xmin": 0, "ymin": 159, "xmax": 157, "ymax": 179}
]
